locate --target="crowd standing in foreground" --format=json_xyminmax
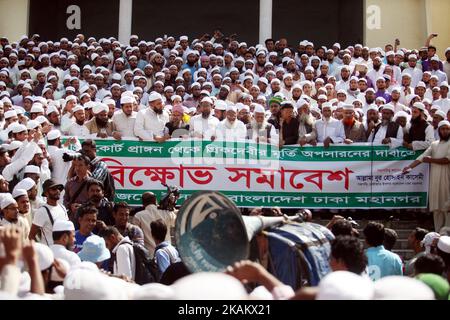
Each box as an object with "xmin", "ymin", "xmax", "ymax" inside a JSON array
[{"xmin": 0, "ymin": 32, "xmax": 449, "ymax": 299}]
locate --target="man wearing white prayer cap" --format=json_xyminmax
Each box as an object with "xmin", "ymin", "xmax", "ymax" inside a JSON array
[
  {"xmin": 316, "ymin": 271, "xmax": 374, "ymax": 300},
  {"xmin": 112, "ymin": 93, "xmax": 137, "ymax": 139},
  {"xmin": 213, "ymin": 100, "xmax": 227, "ymax": 121},
  {"xmin": 0, "ymin": 193, "xmax": 29, "ymax": 241},
  {"xmin": 134, "ymin": 91, "xmax": 170, "ymax": 142},
  {"xmin": 50, "ymin": 220, "xmax": 81, "ymax": 267},
  {"xmin": 368, "ymin": 104, "xmax": 404, "ymax": 148},
  {"xmin": 402, "ymin": 102, "xmax": 435, "ymax": 151},
  {"xmin": 246, "ymin": 104, "xmax": 278, "ymax": 144},
  {"xmin": 403, "ymin": 120, "xmax": 450, "ymax": 231},
  {"xmin": 342, "ymin": 104, "xmax": 366, "ymax": 143},
  {"xmin": 215, "ymin": 104, "xmax": 247, "ymax": 141},
  {"xmin": 84, "ymin": 103, "xmax": 114, "ymax": 138},
  {"xmin": 188, "ymin": 96, "xmax": 219, "ymax": 140}
]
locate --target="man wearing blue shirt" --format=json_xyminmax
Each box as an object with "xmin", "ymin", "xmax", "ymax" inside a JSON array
[
  {"xmin": 74, "ymin": 205, "xmax": 97, "ymax": 253},
  {"xmin": 151, "ymin": 219, "xmax": 180, "ymax": 275},
  {"xmin": 364, "ymin": 221, "xmax": 403, "ymax": 281}
]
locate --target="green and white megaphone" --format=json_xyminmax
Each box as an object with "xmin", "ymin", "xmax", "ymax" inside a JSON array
[{"xmin": 175, "ymin": 191, "xmax": 292, "ymax": 273}]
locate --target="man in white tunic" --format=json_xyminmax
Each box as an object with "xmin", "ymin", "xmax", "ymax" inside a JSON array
[
  {"xmin": 403, "ymin": 120, "xmax": 450, "ymax": 232},
  {"xmin": 188, "ymin": 97, "xmax": 219, "ymax": 140},
  {"xmin": 215, "ymin": 105, "xmax": 247, "ymax": 141},
  {"xmin": 112, "ymin": 94, "xmax": 137, "ymax": 139},
  {"xmin": 314, "ymin": 103, "xmax": 346, "ymax": 147},
  {"xmin": 134, "ymin": 92, "xmax": 170, "ymax": 142}
]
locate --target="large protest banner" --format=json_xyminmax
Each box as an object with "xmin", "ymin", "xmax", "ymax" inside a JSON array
[{"xmin": 71, "ymin": 138, "xmax": 428, "ymax": 209}]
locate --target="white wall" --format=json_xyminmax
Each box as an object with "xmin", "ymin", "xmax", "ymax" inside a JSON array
[{"xmin": 0, "ymin": 0, "xmax": 29, "ymax": 42}]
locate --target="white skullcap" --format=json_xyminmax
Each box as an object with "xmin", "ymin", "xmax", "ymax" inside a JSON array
[
  {"xmin": 24, "ymin": 165, "xmax": 40, "ymax": 175},
  {"xmin": 47, "ymin": 129, "xmax": 61, "ymax": 141},
  {"xmin": 7, "ymin": 141, "xmax": 22, "ymax": 151},
  {"xmin": 201, "ymin": 97, "xmax": 213, "ymax": 105},
  {"xmin": 46, "ymin": 104, "xmax": 59, "ymax": 116},
  {"xmin": 342, "ymin": 104, "xmax": 354, "ymax": 111},
  {"xmin": 53, "ymin": 220, "xmax": 75, "ymax": 232},
  {"xmin": 35, "ymin": 115, "xmax": 49, "ymax": 125},
  {"xmin": 148, "ymin": 91, "xmax": 163, "ymax": 103},
  {"xmin": 214, "ymin": 100, "xmax": 227, "ymax": 111},
  {"xmin": 381, "ymin": 104, "xmax": 395, "ymax": 113},
  {"xmin": 4, "ymin": 110, "xmax": 17, "ymax": 119},
  {"xmin": 374, "ymin": 276, "xmax": 434, "ymax": 300},
  {"xmin": 438, "ymin": 120, "xmax": 450, "ymax": 129},
  {"xmin": 413, "ymin": 102, "xmax": 426, "ymax": 111},
  {"xmin": 421, "ymin": 232, "xmax": 440, "ymax": 253},
  {"xmin": 253, "ymin": 104, "xmax": 266, "ymax": 114},
  {"xmin": 14, "ymin": 177, "xmax": 36, "ymax": 191},
  {"xmin": 26, "ymin": 120, "xmax": 40, "ymax": 130},
  {"xmin": 120, "ymin": 95, "xmax": 134, "ymax": 105},
  {"xmin": 72, "ymin": 105, "xmax": 85, "ymax": 113},
  {"xmin": 92, "ymin": 103, "xmax": 109, "ymax": 115},
  {"xmin": 30, "ymin": 104, "xmax": 45, "ymax": 114},
  {"xmin": 317, "ymin": 271, "xmax": 374, "ymax": 300},
  {"xmin": 226, "ymin": 105, "xmax": 237, "ymax": 113},
  {"xmin": 12, "ymin": 124, "xmax": 27, "ymax": 134},
  {"xmin": 12, "ymin": 188, "xmax": 27, "ymax": 199},
  {"xmin": 0, "ymin": 193, "xmax": 16, "ymax": 210},
  {"xmin": 34, "ymin": 242, "xmax": 55, "ymax": 271}
]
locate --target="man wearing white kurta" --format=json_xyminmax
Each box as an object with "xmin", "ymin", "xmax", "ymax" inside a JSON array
[
  {"xmin": 215, "ymin": 105, "xmax": 247, "ymax": 141},
  {"xmin": 189, "ymin": 97, "xmax": 220, "ymax": 140},
  {"xmin": 112, "ymin": 94, "xmax": 137, "ymax": 138},
  {"xmin": 314, "ymin": 103, "xmax": 346, "ymax": 145},
  {"xmin": 403, "ymin": 120, "xmax": 450, "ymax": 232},
  {"xmin": 368, "ymin": 104, "xmax": 403, "ymax": 149},
  {"xmin": 134, "ymin": 92, "xmax": 169, "ymax": 142}
]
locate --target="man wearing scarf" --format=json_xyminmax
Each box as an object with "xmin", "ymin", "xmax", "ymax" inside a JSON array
[{"xmin": 368, "ymin": 104, "xmax": 403, "ymax": 148}]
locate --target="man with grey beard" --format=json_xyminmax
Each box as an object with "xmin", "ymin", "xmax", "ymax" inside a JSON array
[
  {"xmin": 296, "ymin": 99, "xmax": 317, "ymax": 146},
  {"xmin": 368, "ymin": 104, "xmax": 403, "ymax": 148},
  {"xmin": 246, "ymin": 104, "xmax": 278, "ymax": 144}
]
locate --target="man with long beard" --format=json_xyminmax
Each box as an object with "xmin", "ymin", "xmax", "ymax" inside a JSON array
[
  {"xmin": 403, "ymin": 120, "xmax": 450, "ymax": 232},
  {"xmin": 296, "ymin": 99, "xmax": 317, "ymax": 146},
  {"xmin": 368, "ymin": 105, "xmax": 403, "ymax": 148},
  {"xmin": 246, "ymin": 104, "xmax": 278, "ymax": 144},
  {"xmin": 68, "ymin": 105, "xmax": 90, "ymax": 137},
  {"xmin": 189, "ymin": 97, "xmax": 219, "ymax": 140},
  {"xmin": 84, "ymin": 103, "xmax": 114, "ymax": 138},
  {"xmin": 134, "ymin": 92, "xmax": 170, "ymax": 142},
  {"xmin": 403, "ymin": 102, "xmax": 435, "ymax": 150},
  {"xmin": 215, "ymin": 105, "xmax": 246, "ymax": 141}
]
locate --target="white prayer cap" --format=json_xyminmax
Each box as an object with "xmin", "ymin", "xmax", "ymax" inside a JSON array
[
  {"xmin": 214, "ymin": 100, "xmax": 227, "ymax": 111},
  {"xmin": 381, "ymin": 104, "xmax": 395, "ymax": 113},
  {"xmin": 47, "ymin": 129, "xmax": 61, "ymax": 141},
  {"xmin": 337, "ymin": 89, "xmax": 347, "ymax": 96},
  {"xmin": 430, "ymin": 56, "xmax": 440, "ymax": 62},
  {"xmin": 408, "ymin": 54, "xmax": 418, "ymax": 60},
  {"xmin": 0, "ymin": 193, "xmax": 16, "ymax": 210},
  {"xmin": 237, "ymin": 103, "xmax": 250, "ymax": 112},
  {"xmin": 46, "ymin": 104, "xmax": 59, "ymax": 116},
  {"xmin": 7, "ymin": 141, "xmax": 22, "ymax": 151},
  {"xmin": 34, "ymin": 242, "xmax": 55, "ymax": 271},
  {"xmin": 333, "ymin": 43, "xmax": 341, "ymax": 49},
  {"xmin": 4, "ymin": 110, "xmax": 17, "ymax": 119},
  {"xmin": 26, "ymin": 120, "xmax": 40, "ymax": 130},
  {"xmin": 391, "ymin": 87, "xmax": 402, "ymax": 93},
  {"xmin": 374, "ymin": 276, "xmax": 434, "ymax": 300},
  {"xmin": 11, "ymin": 124, "xmax": 27, "ymax": 134},
  {"xmin": 120, "ymin": 95, "xmax": 134, "ymax": 104},
  {"xmin": 12, "ymin": 188, "xmax": 27, "ymax": 199},
  {"xmin": 72, "ymin": 105, "xmax": 85, "ymax": 113},
  {"xmin": 253, "ymin": 104, "xmax": 265, "ymax": 114},
  {"xmin": 412, "ymin": 102, "xmax": 426, "ymax": 111},
  {"xmin": 191, "ymin": 82, "xmax": 201, "ymax": 89},
  {"xmin": 147, "ymin": 92, "xmax": 163, "ymax": 103},
  {"xmin": 201, "ymin": 97, "xmax": 213, "ymax": 105},
  {"xmin": 92, "ymin": 103, "xmax": 109, "ymax": 115},
  {"xmin": 317, "ymin": 94, "xmax": 328, "ymax": 101},
  {"xmin": 434, "ymin": 110, "xmax": 446, "ymax": 119},
  {"xmin": 103, "ymin": 98, "xmax": 116, "ymax": 106},
  {"xmin": 401, "ymin": 72, "xmax": 411, "ymax": 79},
  {"xmin": 35, "ymin": 115, "xmax": 49, "ymax": 125},
  {"xmin": 386, "ymin": 51, "xmax": 395, "ymax": 56},
  {"xmin": 226, "ymin": 105, "xmax": 237, "ymax": 113},
  {"xmin": 172, "ymin": 272, "xmax": 248, "ymax": 300},
  {"xmin": 438, "ymin": 120, "xmax": 450, "ymax": 129},
  {"xmin": 30, "ymin": 103, "xmax": 44, "ymax": 114},
  {"xmin": 24, "ymin": 165, "xmax": 40, "ymax": 175},
  {"xmin": 317, "ymin": 271, "xmax": 374, "ymax": 300},
  {"xmin": 342, "ymin": 104, "xmax": 354, "ymax": 111},
  {"xmin": 14, "ymin": 177, "xmax": 36, "ymax": 191},
  {"xmin": 65, "ymin": 95, "xmax": 77, "ymax": 103},
  {"xmin": 421, "ymin": 232, "xmax": 440, "ymax": 253},
  {"xmin": 53, "ymin": 220, "xmax": 75, "ymax": 232}
]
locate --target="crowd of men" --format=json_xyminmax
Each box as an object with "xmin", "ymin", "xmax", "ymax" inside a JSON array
[{"xmin": 0, "ymin": 31, "xmax": 449, "ymax": 299}]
